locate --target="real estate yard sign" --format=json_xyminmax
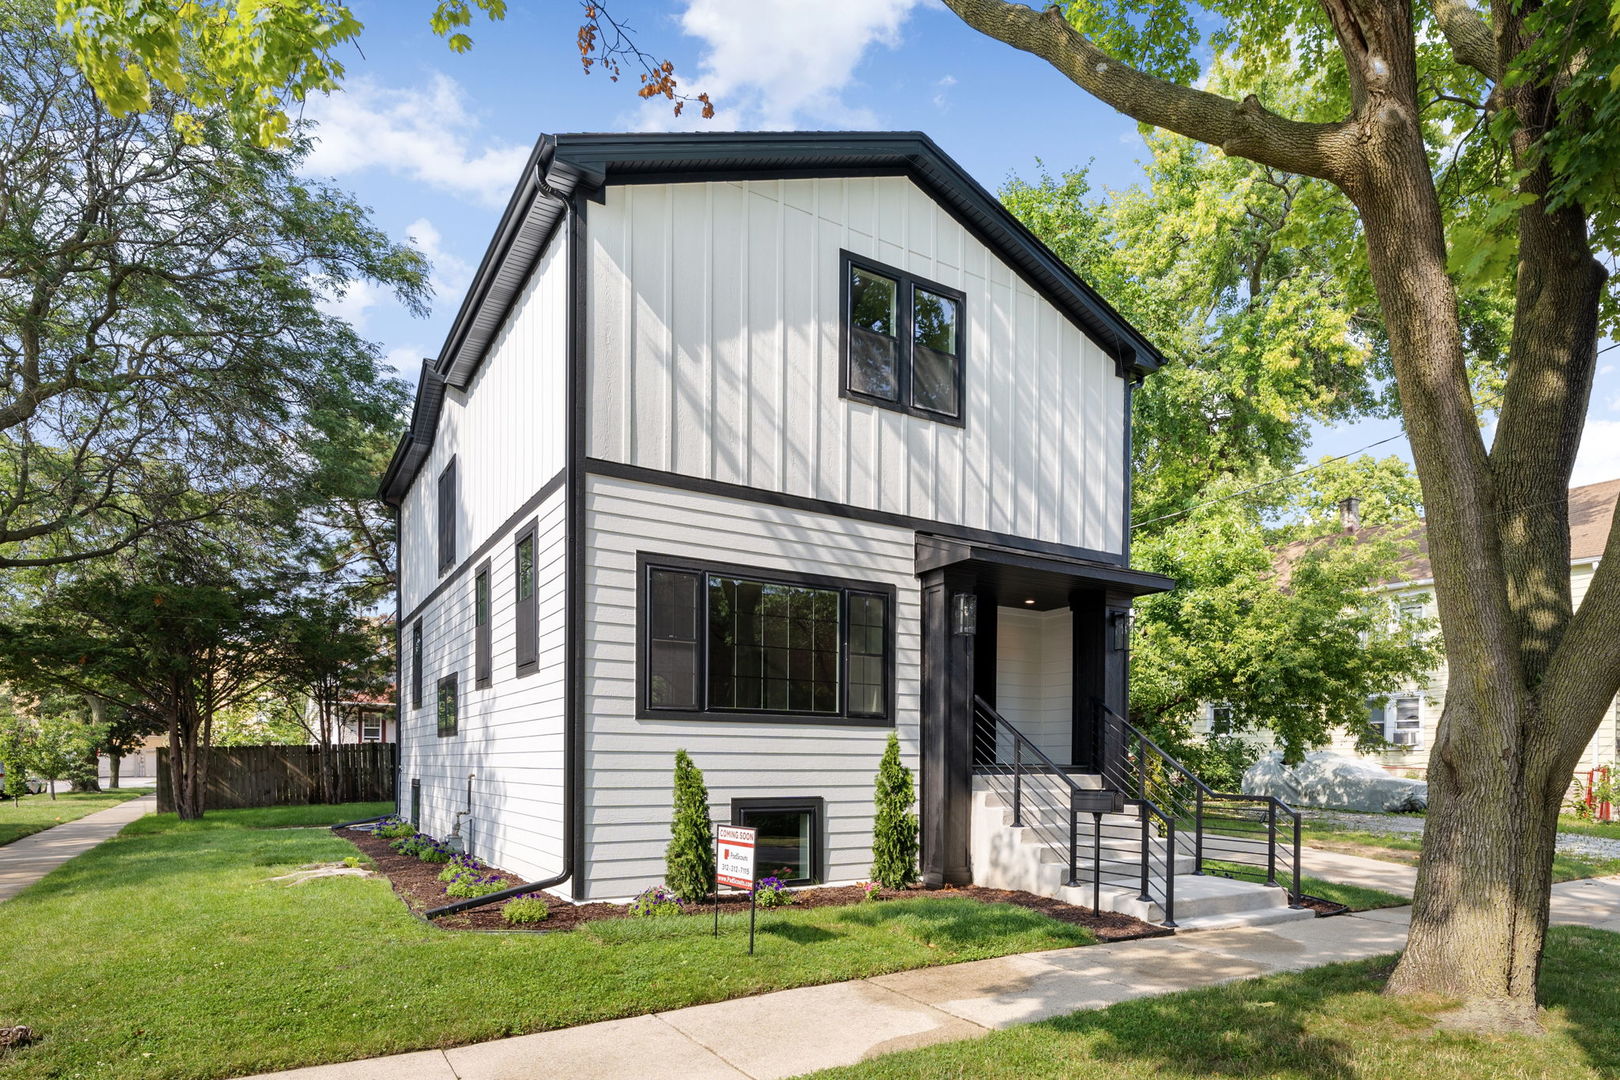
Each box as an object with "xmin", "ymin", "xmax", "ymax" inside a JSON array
[{"xmin": 714, "ymin": 824, "xmax": 759, "ymax": 953}]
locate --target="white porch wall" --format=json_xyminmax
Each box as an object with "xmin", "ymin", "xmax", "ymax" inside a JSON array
[{"xmin": 995, "ymin": 607, "xmax": 1074, "ymax": 766}]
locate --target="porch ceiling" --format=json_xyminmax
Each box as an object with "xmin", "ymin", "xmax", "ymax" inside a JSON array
[{"xmin": 916, "ymin": 535, "xmax": 1175, "ymax": 611}]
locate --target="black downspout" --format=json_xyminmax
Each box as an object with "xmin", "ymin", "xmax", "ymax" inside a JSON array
[{"xmin": 427, "ymin": 180, "xmax": 587, "ymax": 920}]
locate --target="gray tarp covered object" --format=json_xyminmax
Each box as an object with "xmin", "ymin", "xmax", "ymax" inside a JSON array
[{"xmin": 1242, "ymin": 751, "xmax": 1429, "ymax": 812}]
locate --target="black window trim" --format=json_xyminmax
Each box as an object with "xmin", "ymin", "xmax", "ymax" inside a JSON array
[
  {"xmin": 436, "ymin": 672, "xmax": 459, "ymax": 738},
  {"xmin": 410, "ymin": 620, "xmax": 424, "ymax": 711},
  {"xmin": 474, "ymin": 559, "xmax": 493, "ymax": 690},
  {"xmin": 636, "ymin": 552, "xmax": 897, "ymax": 727},
  {"xmin": 838, "ymin": 249, "xmax": 967, "ymax": 428},
  {"xmin": 513, "ymin": 519, "xmax": 540, "ymax": 677},
  {"xmin": 732, "ymin": 795, "xmax": 826, "ymax": 886},
  {"xmin": 437, "ymin": 457, "xmax": 459, "ymax": 577}
]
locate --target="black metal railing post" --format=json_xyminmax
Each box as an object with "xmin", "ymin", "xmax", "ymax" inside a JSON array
[
  {"xmin": 1136, "ymin": 733, "xmax": 1147, "ymax": 803},
  {"xmin": 1290, "ymin": 812, "xmax": 1303, "ymax": 908},
  {"xmin": 1194, "ymin": 785, "xmax": 1205, "ymax": 875},
  {"xmin": 1012, "ymin": 738, "xmax": 1023, "ymax": 827},
  {"xmin": 1162, "ymin": 817, "xmax": 1177, "ymax": 927},
  {"xmin": 1138, "ymin": 804, "xmax": 1152, "ymax": 903},
  {"xmin": 1066, "ymin": 787, "xmax": 1080, "ymax": 887},
  {"xmin": 1266, "ymin": 800, "xmax": 1278, "ymax": 887}
]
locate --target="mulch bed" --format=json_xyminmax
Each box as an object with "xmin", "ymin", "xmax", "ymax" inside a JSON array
[
  {"xmin": 1298, "ymin": 894, "xmax": 1352, "ymax": 917},
  {"xmin": 342, "ymin": 827, "xmax": 1172, "ymax": 941}
]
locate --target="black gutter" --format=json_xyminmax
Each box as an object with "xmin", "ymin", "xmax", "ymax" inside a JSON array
[
  {"xmin": 425, "ymin": 191, "xmax": 587, "ymax": 921},
  {"xmin": 328, "ymin": 813, "xmax": 389, "ymax": 831}
]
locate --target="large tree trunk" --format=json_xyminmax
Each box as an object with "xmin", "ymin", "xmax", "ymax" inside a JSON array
[
  {"xmin": 938, "ymin": 0, "xmax": 1620, "ymax": 1030},
  {"xmin": 108, "ymin": 753, "xmax": 121, "ymax": 790}
]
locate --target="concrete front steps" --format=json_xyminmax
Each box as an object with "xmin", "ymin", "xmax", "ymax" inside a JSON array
[{"xmin": 970, "ymin": 777, "xmax": 1314, "ymax": 930}]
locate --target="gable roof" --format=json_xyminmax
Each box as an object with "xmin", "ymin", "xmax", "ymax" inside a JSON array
[
  {"xmin": 1272, "ymin": 478, "xmax": 1619, "ymax": 588},
  {"xmin": 380, "ymin": 131, "xmax": 1167, "ymax": 506}
]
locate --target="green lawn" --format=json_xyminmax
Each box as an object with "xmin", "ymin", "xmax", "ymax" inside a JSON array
[
  {"xmin": 1299, "ymin": 820, "xmax": 1620, "ymax": 883},
  {"xmin": 0, "ymin": 788, "xmax": 152, "ymax": 847},
  {"xmin": 0, "ymin": 804, "xmax": 1096, "ymax": 1079},
  {"xmin": 799, "ymin": 926, "xmax": 1620, "ymax": 1080},
  {"xmin": 1558, "ymin": 815, "xmax": 1620, "ymax": 841},
  {"xmin": 1200, "ymin": 860, "xmax": 1408, "ymax": 911}
]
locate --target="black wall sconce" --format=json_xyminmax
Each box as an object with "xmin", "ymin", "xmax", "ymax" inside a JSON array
[
  {"xmin": 1110, "ymin": 610, "xmax": 1134, "ymax": 652},
  {"xmin": 953, "ymin": 593, "xmax": 978, "ymax": 636}
]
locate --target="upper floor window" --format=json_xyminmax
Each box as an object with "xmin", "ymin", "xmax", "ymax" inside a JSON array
[
  {"xmin": 411, "ymin": 620, "xmax": 423, "ymax": 710},
  {"xmin": 640, "ymin": 555, "xmax": 894, "ymax": 724},
  {"xmin": 437, "ymin": 458, "xmax": 458, "ymax": 576},
  {"xmin": 514, "ymin": 524, "xmax": 538, "ymax": 674},
  {"xmin": 474, "ymin": 562, "xmax": 492, "ymax": 689},
  {"xmin": 437, "ymin": 673, "xmax": 459, "ymax": 737},
  {"xmin": 841, "ymin": 251, "xmax": 965, "ymax": 425}
]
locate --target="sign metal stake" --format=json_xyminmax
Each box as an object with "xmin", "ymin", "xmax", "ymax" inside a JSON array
[
  {"xmin": 749, "ymin": 876, "xmax": 757, "ymax": 955},
  {"xmin": 713, "ymin": 828, "xmax": 720, "ymax": 939}
]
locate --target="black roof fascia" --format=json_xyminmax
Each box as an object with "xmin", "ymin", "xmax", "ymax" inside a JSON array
[
  {"xmin": 378, "ymin": 361, "xmax": 447, "ymax": 506},
  {"xmin": 545, "ymin": 131, "xmax": 1163, "ymax": 376},
  {"xmin": 916, "ymin": 533, "xmax": 1175, "ymax": 597}
]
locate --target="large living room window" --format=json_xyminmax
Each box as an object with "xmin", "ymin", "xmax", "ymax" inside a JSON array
[
  {"xmin": 640, "ymin": 555, "xmax": 894, "ymax": 724},
  {"xmin": 841, "ymin": 250, "xmax": 965, "ymax": 425}
]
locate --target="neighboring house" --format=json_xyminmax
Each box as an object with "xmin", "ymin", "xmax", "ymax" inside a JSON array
[
  {"xmin": 99, "ymin": 733, "xmax": 165, "ymax": 783},
  {"xmin": 302, "ymin": 695, "xmax": 397, "ymax": 746},
  {"xmin": 384, "ymin": 132, "xmax": 1288, "ymax": 923},
  {"xmin": 1200, "ymin": 479, "xmax": 1620, "ymax": 779}
]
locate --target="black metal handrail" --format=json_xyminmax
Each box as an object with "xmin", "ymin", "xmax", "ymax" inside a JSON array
[
  {"xmin": 973, "ymin": 696, "xmax": 1177, "ymax": 926},
  {"xmin": 1094, "ymin": 698, "xmax": 1302, "ymax": 909}
]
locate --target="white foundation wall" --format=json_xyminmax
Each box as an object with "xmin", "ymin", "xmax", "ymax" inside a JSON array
[
  {"xmin": 585, "ymin": 176, "xmax": 1127, "ymax": 556},
  {"xmin": 579, "ymin": 471, "xmax": 923, "ymax": 900},
  {"xmin": 396, "ymin": 486, "xmax": 569, "ymax": 883},
  {"xmin": 398, "ymin": 239, "xmax": 568, "ymax": 617},
  {"xmin": 994, "ymin": 607, "xmax": 1074, "ymax": 766}
]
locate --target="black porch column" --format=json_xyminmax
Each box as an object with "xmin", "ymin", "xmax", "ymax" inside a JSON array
[
  {"xmin": 920, "ymin": 565, "xmax": 975, "ymax": 886},
  {"xmin": 1073, "ymin": 587, "xmax": 1135, "ymax": 776}
]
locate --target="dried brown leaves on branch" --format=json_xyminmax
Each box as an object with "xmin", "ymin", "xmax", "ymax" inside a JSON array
[{"xmin": 579, "ymin": 3, "xmax": 713, "ymax": 118}]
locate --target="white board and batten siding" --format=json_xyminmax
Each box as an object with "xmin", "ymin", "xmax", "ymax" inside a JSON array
[
  {"xmin": 579, "ymin": 472, "xmax": 922, "ymax": 900},
  {"xmin": 585, "ymin": 175, "xmax": 1127, "ymax": 557},
  {"xmin": 995, "ymin": 607, "xmax": 1074, "ymax": 766},
  {"xmin": 394, "ymin": 236, "xmax": 570, "ymax": 883}
]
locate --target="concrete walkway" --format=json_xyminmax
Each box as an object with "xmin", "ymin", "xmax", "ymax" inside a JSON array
[
  {"xmin": 0, "ymin": 793, "xmax": 154, "ymax": 902},
  {"xmin": 1300, "ymin": 846, "xmax": 1418, "ymax": 896},
  {"xmin": 248, "ymin": 875, "xmax": 1620, "ymax": 1080}
]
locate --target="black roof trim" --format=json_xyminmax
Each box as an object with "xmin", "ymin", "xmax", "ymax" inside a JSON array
[{"xmin": 378, "ymin": 361, "xmax": 447, "ymax": 506}]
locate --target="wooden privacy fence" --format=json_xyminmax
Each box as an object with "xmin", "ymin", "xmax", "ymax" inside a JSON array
[{"xmin": 156, "ymin": 743, "xmax": 396, "ymax": 812}]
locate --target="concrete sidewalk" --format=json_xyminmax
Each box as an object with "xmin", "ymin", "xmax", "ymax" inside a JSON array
[
  {"xmin": 1299, "ymin": 846, "xmax": 1418, "ymax": 896},
  {"xmin": 0, "ymin": 793, "xmax": 154, "ymax": 902},
  {"xmin": 248, "ymin": 876, "xmax": 1620, "ymax": 1080}
]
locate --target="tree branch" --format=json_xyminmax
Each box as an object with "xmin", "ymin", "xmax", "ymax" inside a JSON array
[
  {"xmin": 940, "ymin": 0, "xmax": 1358, "ymax": 183},
  {"xmin": 1432, "ymin": 0, "xmax": 1501, "ymax": 82},
  {"xmin": 1540, "ymin": 501, "xmax": 1620, "ymax": 757}
]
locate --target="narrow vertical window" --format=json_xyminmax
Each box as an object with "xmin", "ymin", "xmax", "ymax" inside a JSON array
[
  {"xmin": 911, "ymin": 286, "xmax": 961, "ymax": 417},
  {"xmin": 437, "ymin": 674, "xmax": 459, "ymax": 737},
  {"xmin": 474, "ymin": 562, "xmax": 492, "ymax": 689},
  {"xmin": 411, "ymin": 621, "xmax": 423, "ymax": 710},
  {"xmin": 847, "ymin": 592, "xmax": 888, "ymax": 718},
  {"xmin": 648, "ymin": 568, "xmax": 701, "ymax": 708},
  {"xmin": 514, "ymin": 525, "xmax": 538, "ymax": 673},
  {"xmin": 847, "ymin": 268, "xmax": 899, "ymax": 401},
  {"xmin": 437, "ymin": 458, "xmax": 458, "ymax": 575}
]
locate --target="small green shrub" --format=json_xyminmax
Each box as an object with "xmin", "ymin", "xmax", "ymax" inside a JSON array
[
  {"xmin": 445, "ymin": 872, "xmax": 507, "ymax": 899},
  {"xmin": 665, "ymin": 749, "xmax": 715, "ymax": 903},
  {"xmin": 754, "ymin": 876, "xmax": 795, "ymax": 908},
  {"xmin": 871, "ymin": 731, "xmax": 919, "ymax": 889},
  {"xmin": 372, "ymin": 816, "xmax": 416, "ymax": 840},
  {"xmin": 628, "ymin": 884, "xmax": 683, "ymax": 917},
  {"xmin": 438, "ymin": 854, "xmax": 482, "ymax": 883},
  {"xmin": 415, "ymin": 837, "xmax": 452, "ymax": 863},
  {"xmin": 501, "ymin": 895, "xmax": 550, "ymax": 925},
  {"xmin": 857, "ymin": 880, "xmax": 882, "ymax": 902},
  {"xmin": 342, "ymin": 856, "xmax": 364, "ymax": 869}
]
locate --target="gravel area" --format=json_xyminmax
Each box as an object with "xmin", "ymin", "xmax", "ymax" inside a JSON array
[{"xmin": 1303, "ymin": 808, "xmax": 1620, "ymax": 859}]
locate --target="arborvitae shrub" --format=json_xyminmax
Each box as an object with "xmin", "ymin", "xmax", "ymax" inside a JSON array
[
  {"xmin": 870, "ymin": 732, "xmax": 919, "ymax": 888},
  {"xmin": 664, "ymin": 749, "xmax": 716, "ymax": 902}
]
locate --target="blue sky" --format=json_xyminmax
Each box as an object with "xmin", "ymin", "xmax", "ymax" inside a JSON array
[{"xmin": 305, "ymin": 0, "xmax": 1620, "ymax": 488}]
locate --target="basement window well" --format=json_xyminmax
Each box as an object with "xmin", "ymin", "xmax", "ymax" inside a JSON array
[{"xmin": 733, "ymin": 797, "xmax": 823, "ymax": 886}]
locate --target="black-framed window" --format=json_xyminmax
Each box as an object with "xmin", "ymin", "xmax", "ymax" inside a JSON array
[
  {"xmin": 410, "ymin": 778, "xmax": 421, "ymax": 826},
  {"xmin": 437, "ymin": 458, "xmax": 458, "ymax": 576},
  {"xmin": 437, "ymin": 673, "xmax": 459, "ymax": 737},
  {"xmin": 841, "ymin": 250, "xmax": 965, "ymax": 425},
  {"xmin": 474, "ymin": 561, "xmax": 492, "ymax": 689},
  {"xmin": 411, "ymin": 620, "xmax": 423, "ymax": 710},
  {"xmin": 514, "ymin": 523, "xmax": 538, "ymax": 674},
  {"xmin": 639, "ymin": 554, "xmax": 895, "ymax": 724},
  {"xmin": 733, "ymin": 797, "xmax": 823, "ymax": 886}
]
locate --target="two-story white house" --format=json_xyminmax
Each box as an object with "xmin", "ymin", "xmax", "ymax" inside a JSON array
[{"xmin": 380, "ymin": 132, "xmax": 1304, "ymax": 927}]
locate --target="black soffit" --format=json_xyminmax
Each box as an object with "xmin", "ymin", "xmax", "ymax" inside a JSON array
[
  {"xmin": 917, "ymin": 534, "xmax": 1175, "ymax": 610},
  {"xmin": 380, "ymin": 131, "xmax": 1166, "ymax": 505}
]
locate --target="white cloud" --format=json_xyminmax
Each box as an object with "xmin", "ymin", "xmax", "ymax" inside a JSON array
[
  {"xmin": 1572, "ymin": 417, "xmax": 1620, "ymax": 487},
  {"xmin": 302, "ymin": 74, "xmax": 530, "ymax": 207},
  {"xmin": 405, "ymin": 217, "xmax": 473, "ymax": 300},
  {"xmin": 932, "ymin": 74, "xmax": 957, "ymax": 111},
  {"xmin": 316, "ymin": 277, "xmax": 384, "ymax": 333},
  {"xmin": 634, "ymin": 0, "xmax": 923, "ymax": 130},
  {"xmin": 384, "ymin": 345, "xmax": 431, "ymax": 379}
]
